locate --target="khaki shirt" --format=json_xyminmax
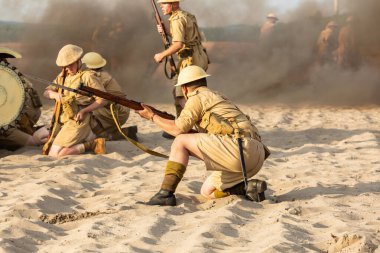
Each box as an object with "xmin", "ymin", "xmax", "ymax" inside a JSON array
[
  {"xmin": 170, "ymin": 9, "xmax": 209, "ymax": 70},
  {"xmin": 317, "ymin": 27, "xmax": 338, "ymax": 61},
  {"xmin": 96, "ymin": 70, "xmax": 125, "ymax": 98},
  {"xmin": 170, "ymin": 9, "xmax": 202, "ymax": 45},
  {"xmin": 338, "ymin": 25, "xmax": 357, "ymax": 55},
  {"xmin": 50, "ymin": 69, "xmax": 105, "ymax": 106},
  {"xmin": 175, "ymin": 86, "xmax": 258, "ymax": 135},
  {"xmin": 91, "ymin": 70, "xmax": 130, "ymax": 131}
]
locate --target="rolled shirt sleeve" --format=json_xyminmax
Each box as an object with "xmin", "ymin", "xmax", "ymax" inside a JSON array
[
  {"xmin": 170, "ymin": 17, "xmax": 186, "ymax": 43},
  {"xmin": 175, "ymin": 95, "xmax": 202, "ymax": 132}
]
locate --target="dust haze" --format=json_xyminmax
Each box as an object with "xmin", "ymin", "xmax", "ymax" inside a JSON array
[{"xmin": 4, "ymin": 0, "xmax": 380, "ymax": 106}]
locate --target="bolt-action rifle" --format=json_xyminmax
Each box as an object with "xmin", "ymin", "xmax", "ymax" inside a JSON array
[
  {"xmin": 25, "ymin": 74, "xmax": 175, "ymax": 120},
  {"xmin": 150, "ymin": 0, "xmax": 177, "ymax": 79}
]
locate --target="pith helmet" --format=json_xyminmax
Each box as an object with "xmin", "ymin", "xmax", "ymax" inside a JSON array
[
  {"xmin": 0, "ymin": 47, "xmax": 22, "ymax": 59},
  {"xmin": 267, "ymin": 13, "xmax": 278, "ymax": 20},
  {"xmin": 157, "ymin": 0, "xmax": 180, "ymax": 3},
  {"xmin": 175, "ymin": 65, "xmax": 210, "ymax": 86},
  {"xmin": 327, "ymin": 21, "xmax": 338, "ymax": 28},
  {"xmin": 56, "ymin": 44, "xmax": 83, "ymax": 67},
  {"xmin": 82, "ymin": 52, "xmax": 107, "ymax": 69}
]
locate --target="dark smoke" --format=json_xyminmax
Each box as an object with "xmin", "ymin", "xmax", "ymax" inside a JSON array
[
  {"xmin": 5, "ymin": 0, "xmax": 380, "ymax": 106},
  {"xmin": 18, "ymin": 0, "xmax": 169, "ymax": 103},
  {"xmin": 205, "ymin": 0, "xmax": 380, "ymax": 106}
]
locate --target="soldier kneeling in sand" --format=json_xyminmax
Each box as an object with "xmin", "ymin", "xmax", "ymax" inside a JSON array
[
  {"xmin": 137, "ymin": 65, "xmax": 269, "ymax": 206},
  {"xmin": 43, "ymin": 44, "xmax": 108, "ymax": 158},
  {"xmin": 0, "ymin": 47, "xmax": 48, "ymax": 150},
  {"xmin": 81, "ymin": 52, "xmax": 138, "ymax": 141}
]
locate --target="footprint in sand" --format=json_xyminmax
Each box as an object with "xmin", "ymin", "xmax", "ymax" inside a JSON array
[
  {"xmin": 327, "ymin": 233, "xmax": 374, "ymax": 253},
  {"xmin": 34, "ymin": 156, "xmax": 55, "ymax": 162}
]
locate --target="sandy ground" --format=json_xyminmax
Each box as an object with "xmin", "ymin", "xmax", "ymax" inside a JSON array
[{"xmin": 0, "ymin": 104, "xmax": 380, "ymax": 253}]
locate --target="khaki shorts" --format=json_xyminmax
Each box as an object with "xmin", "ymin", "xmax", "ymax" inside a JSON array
[
  {"xmin": 53, "ymin": 115, "xmax": 92, "ymax": 148},
  {"xmin": 197, "ymin": 134, "xmax": 265, "ymax": 191},
  {"xmin": 92, "ymin": 104, "xmax": 130, "ymax": 131}
]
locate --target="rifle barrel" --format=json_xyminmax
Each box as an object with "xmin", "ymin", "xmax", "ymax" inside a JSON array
[{"xmin": 25, "ymin": 74, "xmax": 175, "ymax": 120}]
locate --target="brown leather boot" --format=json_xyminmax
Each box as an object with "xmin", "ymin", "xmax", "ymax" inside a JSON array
[
  {"xmin": 145, "ymin": 189, "xmax": 176, "ymax": 206},
  {"xmin": 226, "ymin": 179, "xmax": 267, "ymax": 202},
  {"xmin": 144, "ymin": 174, "xmax": 181, "ymax": 206},
  {"xmin": 245, "ymin": 179, "xmax": 267, "ymax": 202},
  {"xmin": 84, "ymin": 138, "xmax": 106, "ymax": 154}
]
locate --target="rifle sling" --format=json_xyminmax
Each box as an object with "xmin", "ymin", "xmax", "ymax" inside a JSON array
[
  {"xmin": 42, "ymin": 82, "xmax": 65, "ymax": 155},
  {"xmin": 110, "ymin": 104, "xmax": 169, "ymax": 159}
]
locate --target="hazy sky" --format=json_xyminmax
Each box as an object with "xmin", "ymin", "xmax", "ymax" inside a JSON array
[{"xmin": 0, "ymin": 0, "xmax": 337, "ymax": 24}]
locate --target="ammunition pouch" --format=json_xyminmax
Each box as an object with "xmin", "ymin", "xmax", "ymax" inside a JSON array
[
  {"xmin": 177, "ymin": 46, "xmax": 193, "ymax": 59},
  {"xmin": 199, "ymin": 111, "xmax": 234, "ymax": 135},
  {"xmin": 199, "ymin": 110, "xmax": 271, "ymax": 160},
  {"xmin": 61, "ymin": 96, "xmax": 79, "ymax": 120}
]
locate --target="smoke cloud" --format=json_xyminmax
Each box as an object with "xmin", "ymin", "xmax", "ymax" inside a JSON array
[{"xmin": 2, "ymin": 0, "xmax": 380, "ymax": 106}]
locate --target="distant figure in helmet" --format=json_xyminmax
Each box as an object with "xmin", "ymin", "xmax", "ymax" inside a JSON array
[
  {"xmin": 137, "ymin": 65, "xmax": 269, "ymax": 206},
  {"xmin": 154, "ymin": 0, "xmax": 209, "ymax": 136},
  {"xmin": 316, "ymin": 21, "xmax": 339, "ymax": 65},
  {"xmin": 82, "ymin": 52, "xmax": 138, "ymax": 141},
  {"xmin": 0, "ymin": 47, "xmax": 48, "ymax": 151},
  {"xmin": 259, "ymin": 13, "xmax": 279, "ymax": 44},
  {"xmin": 43, "ymin": 44, "xmax": 108, "ymax": 158},
  {"xmin": 337, "ymin": 15, "xmax": 361, "ymax": 69}
]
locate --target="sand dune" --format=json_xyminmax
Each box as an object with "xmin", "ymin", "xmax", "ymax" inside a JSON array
[{"xmin": 0, "ymin": 104, "xmax": 379, "ymax": 252}]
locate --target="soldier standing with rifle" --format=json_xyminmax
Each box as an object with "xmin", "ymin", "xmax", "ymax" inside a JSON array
[
  {"xmin": 43, "ymin": 44, "xmax": 108, "ymax": 158},
  {"xmin": 152, "ymin": 0, "xmax": 209, "ymax": 127}
]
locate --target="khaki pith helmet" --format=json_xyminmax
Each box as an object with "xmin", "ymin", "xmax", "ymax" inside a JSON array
[
  {"xmin": 56, "ymin": 44, "xmax": 83, "ymax": 67},
  {"xmin": 175, "ymin": 65, "xmax": 210, "ymax": 87},
  {"xmin": 82, "ymin": 52, "xmax": 107, "ymax": 69},
  {"xmin": 0, "ymin": 47, "xmax": 22, "ymax": 59},
  {"xmin": 267, "ymin": 13, "xmax": 278, "ymax": 20},
  {"xmin": 157, "ymin": 0, "xmax": 180, "ymax": 3}
]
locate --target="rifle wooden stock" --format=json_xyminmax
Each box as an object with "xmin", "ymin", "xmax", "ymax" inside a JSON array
[
  {"xmin": 79, "ymin": 85, "xmax": 175, "ymax": 120},
  {"xmin": 42, "ymin": 68, "xmax": 66, "ymax": 155},
  {"xmin": 150, "ymin": 0, "xmax": 177, "ymax": 79}
]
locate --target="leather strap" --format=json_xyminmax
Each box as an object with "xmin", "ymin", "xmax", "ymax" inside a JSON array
[{"xmin": 110, "ymin": 104, "xmax": 169, "ymax": 159}]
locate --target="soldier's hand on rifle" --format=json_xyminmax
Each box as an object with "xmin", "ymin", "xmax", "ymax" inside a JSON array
[
  {"xmin": 53, "ymin": 93, "xmax": 63, "ymax": 103},
  {"xmin": 157, "ymin": 24, "xmax": 164, "ymax": 34},
  {"xmin": 136, "ymin": 103, "xmax": 155, "ymax": 121},
  {"xmin": 154, "ymin": 53, "xmax": 165, "ymax": 63},
  {"xmin": 74, "ymin": 109, "xmax": 87, "ymax": 122},
  {"xmin": 44, "ymin": 89, "xmax": 62, "ymax": 103}
]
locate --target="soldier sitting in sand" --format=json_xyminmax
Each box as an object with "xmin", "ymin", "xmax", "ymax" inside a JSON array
[
  {"xmin": 43, "ymin": 44, "xmax": 108, "ymax": 158},
  {"xmin": 0, "ymin": 47, "xmax": 48, "ymax": 150},
  {"xmin": 82, "ymin": 51, "xmax": 138, "ymax": 141}
]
